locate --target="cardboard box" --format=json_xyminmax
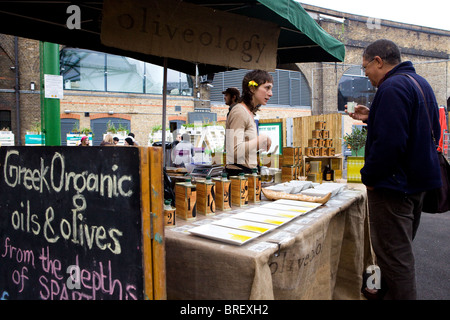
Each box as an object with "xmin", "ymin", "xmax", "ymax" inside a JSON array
[
  {"xmin": 318, "ymin": 139, "xmax": 326, "ymax": 148},
  {"xmin": 309, "ymin": 160, "xmax": 322, "ymax": 173},
  {"xmin": 305, "ymin": 162, "xmax": 311, "ymax": 175},
  {"xmin": 175, "ymin": 181, "xmax": 197, "ymax": 220},
  {"xmin": 315, "ymin": 121, "xmax": 326, "ymax": 130},
  {"xmin": 313, "ymin": 148, "xmax": 320, "ymax": 156},
  {"xmin": 196, "ymin": 179, "xmax": 216, "ymax": 215},
  {"xmin": 327, "ymin": 148, "xmax": 335, "ymax": 156},
  {"xmin": 308, "ymin": 139, "xmax": 319, "ymax": 148},
  {"xmin": 307, "ymin": 172, "xmax": 322, "ymax": 183},
  {"xmin": 246, "ymin": 173, "xmax": 261, "ymax": 203},
  {"xmin": 282, "ymin": 166, "xmax": 295, "ymax": 182},
  {"xmin": 282, "ymin": 147, "xmax": 296, "ymax": 166},
  {"xmin": 230, "ymin": 175, "xmax": 248, "ymax": 207},
  {"xmin": 330, "ymin": 158, "xmax": 341, "ymax": 170},
  {"xmin": 312, "ymin": 130, "xmax": 322, "ymax": 139},
  {"xmin": 213, "ymin": 177, "xmax": 231, "ymax": 211},
  {"xmin": 305, "ymin": 147, "xmax": 315, "ymax": 157}
]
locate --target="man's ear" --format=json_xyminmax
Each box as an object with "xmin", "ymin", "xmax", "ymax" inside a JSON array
[{"xmin": 374, "ymin": 56, "xmax": 384, "ymax": 69}]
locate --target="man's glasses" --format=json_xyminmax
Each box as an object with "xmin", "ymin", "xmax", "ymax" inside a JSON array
[{"xmin": 362, "ymin": 58, "xmax": 377, "ymax": 72}]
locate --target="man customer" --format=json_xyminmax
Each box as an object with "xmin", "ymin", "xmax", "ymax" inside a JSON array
[{"xmin": 347, "ymin": 39, "xmax": 442, "ymax": 299}]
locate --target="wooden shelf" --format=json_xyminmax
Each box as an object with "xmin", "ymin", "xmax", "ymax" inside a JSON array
[{"xmin": 303, "ymin": 155, "xmax": 343, "ymax": 181}]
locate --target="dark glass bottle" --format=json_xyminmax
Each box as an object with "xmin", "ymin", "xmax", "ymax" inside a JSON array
[{"xmin": 323, "ymin": 164, "xmax": 334, "ymax": 181}]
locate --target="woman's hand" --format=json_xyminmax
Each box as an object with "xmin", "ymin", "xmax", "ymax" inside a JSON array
[{"xmin": 258, "ymin": 134, "xmax": 272, "ymax": 151}]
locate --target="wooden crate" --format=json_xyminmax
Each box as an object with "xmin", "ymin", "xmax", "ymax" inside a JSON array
[
  {"xmin": 282, "ymin": 147, "xmax": 296, "ymax": 166},
  {"xmin": 303, "ymin": 156, "xmax": 343, "ymax": 182}
]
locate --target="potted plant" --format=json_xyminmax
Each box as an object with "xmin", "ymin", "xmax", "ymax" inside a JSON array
[
  {"xmin": 343, "ymin": 127, "xmax": 367, "ymax": 182},
  {"xmin": 149, "ymin": 124, "xmax": 171, "ymax": 145},
  {"xmin": 25, "ymin": 121, "xmax": 45, "ymax": 146},
  {"xmin": 104, "ymin": 121, "xmax": 128, "ymax": 145},
  {"xmin": 343, "ymin": 127, "xmax": 367, "ymax": 157},
  {"xmin": 106, "ymin": 120, "xmax": 118, "ymax": 134},
  {"xmin": 67, "ymin": 124, "xmax": 93, "ymax": 146}
]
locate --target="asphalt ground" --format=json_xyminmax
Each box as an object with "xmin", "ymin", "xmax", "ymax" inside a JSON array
[{"xmin": 414, "ymin": 211, "xmax": 450, "ymax": 300}]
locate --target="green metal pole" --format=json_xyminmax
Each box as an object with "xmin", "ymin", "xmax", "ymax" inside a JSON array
[
  {"xmin": 40, "ymin": 42, "xmax": 61, "ymax": 146},
  {"xmin": 39, "ymin": 41, "xmax": 45, "ymax": 145}
]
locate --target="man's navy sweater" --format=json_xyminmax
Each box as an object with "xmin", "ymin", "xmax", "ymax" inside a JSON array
[{"xmin": 361, "ymin": 61, "xmax": 442, "ymax": 193}]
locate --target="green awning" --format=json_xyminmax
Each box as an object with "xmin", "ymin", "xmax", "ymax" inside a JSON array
[
  {"xmin": 184, "ymin": 0, "xmax": 346, "ymax": 65},
  {"xmin": 186, "ymin": 0, "xmax": 345, "ymax": 65},
  {"xmin": 257, "ymin": 0, "xmax": 346, "ymax": 62}
]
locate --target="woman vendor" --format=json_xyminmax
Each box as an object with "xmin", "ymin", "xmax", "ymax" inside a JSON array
[{"xmin": 225, "ymin": 69, "xmax": 273, "ymax": 176}]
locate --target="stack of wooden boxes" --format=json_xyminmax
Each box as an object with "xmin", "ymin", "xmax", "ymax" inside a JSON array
[
  {"xmin": 281, "ymin": 146, "xmax": 302, "ymax": 182},
  {"xmin": 304, "ymin": 121, "xmax": 335, "ymax": 157},
  {"xmin": 302, "ymin": 121, "xmax": 343, "ymax": 182}
]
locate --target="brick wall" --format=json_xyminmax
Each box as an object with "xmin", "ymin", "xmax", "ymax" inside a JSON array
[
  {"xmin": 61, "ymin": 91, "xmax": 195, "ymax": 146},
  {"xmin": 300, "ymin": 4, "xmax": 450, "ymax": 112}
]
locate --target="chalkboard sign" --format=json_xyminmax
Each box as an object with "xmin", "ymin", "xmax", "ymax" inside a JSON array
[{"xmin": 0, "ymin": 146, "xmax": 144, "ymax": 300}]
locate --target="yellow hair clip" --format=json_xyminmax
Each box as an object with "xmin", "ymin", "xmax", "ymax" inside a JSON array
[{"xmin": 248, "ymin": 80, "xmax": 258, "ymax": 87}]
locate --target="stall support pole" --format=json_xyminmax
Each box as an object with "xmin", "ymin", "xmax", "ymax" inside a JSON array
[
  {"xmin": 40, "ymin": 41, "xmax": 61, "ymax": 146},
  {"xmin": 161, "ymin": 57, "xmax": 168, "ymax": 165}
]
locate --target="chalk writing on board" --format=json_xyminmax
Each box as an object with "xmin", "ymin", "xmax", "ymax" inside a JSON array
[
  {"xmin": 3, "ymin": 150, "xmax": 133, "ymax": 198},
  {"xmin": 7, "ymin": 196, "xmax": 123, "ymax": 254},
  {"xmin": 0, "ymin": 147, "xmax": 143, "ymax": 300},
  {"xmin": 1, "ymin": 237, "xmax": 137, "ymax": 299}
]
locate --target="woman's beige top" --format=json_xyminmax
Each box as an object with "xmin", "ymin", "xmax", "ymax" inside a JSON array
[{"xmin": 225, "ymin": 103, "xmax": 258, "ymax": 169}]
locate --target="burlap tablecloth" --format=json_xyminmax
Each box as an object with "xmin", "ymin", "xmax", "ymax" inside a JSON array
[{"xmin": 165, "ymin": 187, "xmax": 374, "ymax": 300}]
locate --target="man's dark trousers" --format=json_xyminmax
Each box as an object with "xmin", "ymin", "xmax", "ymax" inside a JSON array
[{"xmin": 367, "ymin": 188, "xmax": 425, "ymax": 299}]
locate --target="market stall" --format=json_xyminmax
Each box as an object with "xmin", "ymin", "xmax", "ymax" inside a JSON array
[
  {"xmin": 0, "ymin": 0, "xmax": 353, "ymax": 301},
  {"xmin": 165, "ymin": 185, "xmax": 373, "ymax": 300}
]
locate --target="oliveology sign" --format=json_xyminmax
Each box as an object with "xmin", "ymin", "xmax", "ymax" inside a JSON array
[
  {"xmin": 0, "ymin": 147, "xmax": 144, "ymax": 300},
  {"xmin": 100, "ymin": 0, "xmax": 281, "ymax": 71}
]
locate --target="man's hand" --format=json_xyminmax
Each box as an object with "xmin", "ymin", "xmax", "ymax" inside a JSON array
[{"xmin": 346, "ymin": 104, "xmax": 370, "ymax": 122}]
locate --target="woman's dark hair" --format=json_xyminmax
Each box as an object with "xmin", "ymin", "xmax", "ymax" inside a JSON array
[
  {"xmin": 125, "ymin": 137, "xmax": 134, "ymax": 145},
  {"xmin": 240, "ymin": 69, "xmax": 273, "ymax": 114},
  {"xmin": 363, "ymin": 39, "xmax": 401, "ymax": 65}
]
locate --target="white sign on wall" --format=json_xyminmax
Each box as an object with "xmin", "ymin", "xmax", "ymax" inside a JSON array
[{"xmin": 44, "ymin": 74, "xmax": 64, "ymax": 99}]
